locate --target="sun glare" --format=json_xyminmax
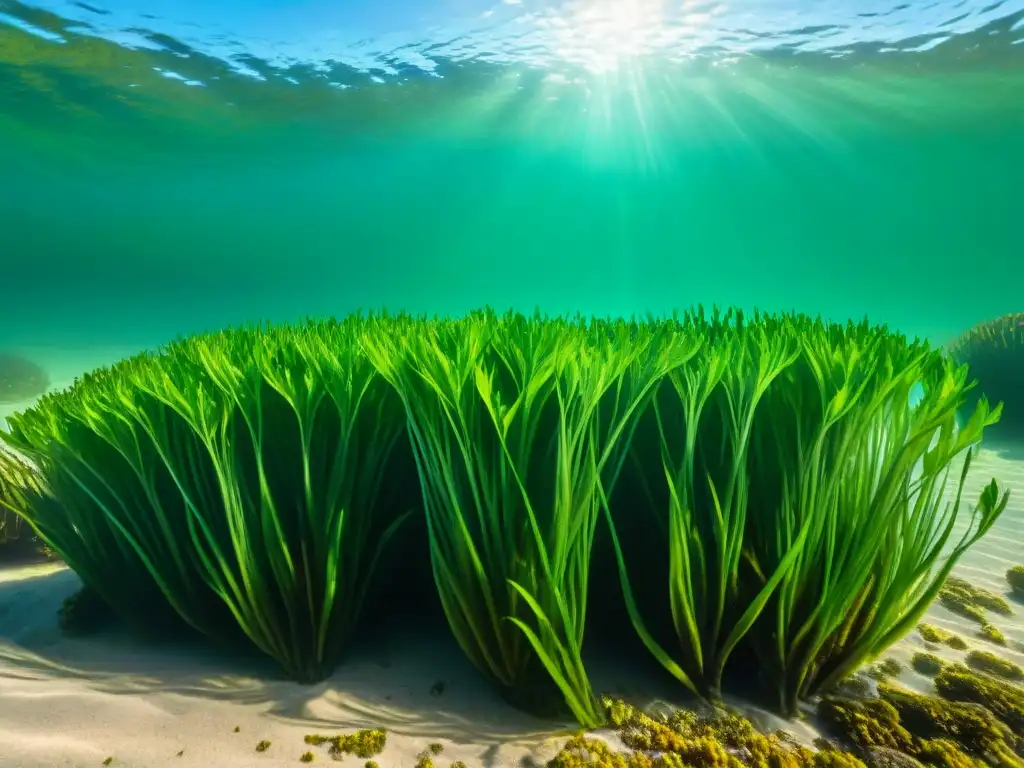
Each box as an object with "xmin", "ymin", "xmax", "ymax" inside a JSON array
[{"xmin": 544, "ymin": 0, "xmax": 670, "ymax": 73}]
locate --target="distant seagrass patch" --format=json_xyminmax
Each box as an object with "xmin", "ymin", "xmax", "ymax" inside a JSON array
[{"xmin": 0, "ymin": 352, "xmax": 50, "ymax": 405}]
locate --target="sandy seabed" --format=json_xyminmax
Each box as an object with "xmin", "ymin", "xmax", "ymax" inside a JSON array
[{"xmin": 1, "ymin": 349, "xmax": 1023, "ymax": 767}]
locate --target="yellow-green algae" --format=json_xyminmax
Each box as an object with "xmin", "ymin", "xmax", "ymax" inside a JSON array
[
  {"xmin": 300, "ymin": 752, "xmax": 315, "ymax": 763},
  {"xmin": 939, "ymin": 577, "xmax": 1013, "ymax": 624},
  {"xmin": 868, "ymin": 660, "xmax": 905, "ymax": 681},
  {"xmin": 546, "ymin": 696, "xmax": 867, "ymax": 768},
  {"xmin": 911, "ymin": 653, "xmax": 946, "ymax": 677},
  {"xmin": 816, "ymin": 690, "xmax": 1019, "ymax": 768},
  {"xmin": 965, "ymin": 650, "xmax": 1023, "ymax": 681},
  {"xmin": 934, "ymin": 664, "xmax": 1024, "ymax": 736},
  {"xmin": 878, "ymin": 683, "xmax": 1018, "ymax": 764},
  {"xmin": 1007, "ymin": 567, "xmax": 1024, "ymax": 599},
  {"xmin": 303, "ymin": 728, "xmax": 388, "ymax": 760},
  {"xmin": 979, "ymin": 623, "xmax": 1008, "ymax": 646},
  {"xmin": 918, "ymin": 624, "xmax": 969, "ymax": 651},
  {"xmin": 0, "ymin": 444, "xmax": 43, "ymax": 546},
  {"xmin": 256, "ymin": 740, "xmax": 272, "ymax": 753}
]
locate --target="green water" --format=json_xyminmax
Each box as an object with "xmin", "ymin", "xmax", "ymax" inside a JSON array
[{"xmin": 1, "ymin": 0, "xmax": 1023, "ymax": 356}]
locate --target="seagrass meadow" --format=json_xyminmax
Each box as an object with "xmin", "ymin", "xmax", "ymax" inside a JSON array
[
  {"xmin": 949, "ymin": 314, "xmax": 1024, "ymax": 443},
  {"xmin": 0, "ymin": 306, "xmax": 1011, "ymax": 730}
]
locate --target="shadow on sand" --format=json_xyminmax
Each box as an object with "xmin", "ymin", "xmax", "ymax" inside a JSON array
[{"xmin": 0, "ymin": 564, "xmax": 570, "ymax": 750}]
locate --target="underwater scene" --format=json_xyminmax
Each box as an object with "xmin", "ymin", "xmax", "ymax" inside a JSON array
[{"xmin": 2, "ymin": 0, "xmax": 1024, "ymax": 765}]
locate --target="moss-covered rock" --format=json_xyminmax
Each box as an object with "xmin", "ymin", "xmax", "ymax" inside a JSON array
[
  {"xmin": 911, "ymin": 653, "xmax": 946, "ymax": 677},
  {"xmin": 818, "ymin": 686, "xmax": 1022, "ymax": 768},
  {"xmin": 818, "ymin": 697, "xmax": 915, "ymax": 752},
  {"xmin": 861, "ymin": 747, "xmax": 925, "ymax": 768},
  {"xmin": 939, "ymin": 577, "xmax": 1013, "ymax": 624},
  {"xmin": 965, "ymin": 650, "xmax": 1024, "ymax": 681},
  {"xmin": 913, "ymin": 738, "xmax": 986, "ymax": 768},
  {"xmin": 934, "ymin": 664, "xmax": 1024, "ymax": 737},
  {"xmin": 978, "ymin": 623, "xmax": 1008, "ymax": 647},
  {"xmin": 918, "ymin": 624, "xmax": 969, "ymax": 651},
  {"xmin": 868, "ymin": 660, "xmax": 905, "ymax": 681},
  {"xmin": 877, "ymin": 683, "xmax": 1016, "ymax": 762},
  {"xmin": 562, "ymin": 697, "xmax": 869, "ymax": 768},
  {"xmin": 836, "ymin": 676, "xmax": 874, "ymax": 698},
  {"xmin": 1007, "ymin": 567, "xmax": 1024, "ymax": 600}
]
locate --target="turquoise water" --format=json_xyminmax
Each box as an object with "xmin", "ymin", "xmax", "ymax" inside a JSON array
[{"xmin": 1, "ymin": 0, "xmax": 1023, "ymax": 356}]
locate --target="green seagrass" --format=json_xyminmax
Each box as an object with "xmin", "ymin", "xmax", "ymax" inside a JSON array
[
  {"xmin": 603, "ymin": 308, "xmax": 1006, "ymax": 715},
  {"xmin": 1, "ymin": 317, "xmax": 411, "ymax": 682},
  {"xmin": 0, "ymin": 307, "xmax": 1008, "ymax": 726},
  {"xmin": 948, "ymin": 313, "xmax": 1024, "ymax": 439}
]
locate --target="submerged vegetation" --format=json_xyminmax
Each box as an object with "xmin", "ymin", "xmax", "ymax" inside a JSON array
[
  {"xmin": 0, "ymin": 308, "xmax": 1011, "ymax": 726},
  {"xmin": 965, "ymin": 649, "xmax": 1024, "ymax": 681},
  {"xmin": 918, "ymin": 624, "xmax": 970, "ymax": 651},
  {"xmin": 1007, "ymin": 566, "xmax": 1024, "ymax": 600},
  {"xmin": 0, "ymin": 351, "xmax": 50, "ymax": 405},
  {"xmin": 819, "ymin": 677, "xmax": 1024, "ymax": 768},
  {"xmin": 911, "ymin": 652, "xmax": 945, "ymax": 677},
  {"xmin": 948, "ymin": 313, "xmax": 1024, "ymax": 439},
  {"xmin": 546, "ymin": 684, "xmax": 1024, "ymax": 768},
  {"xmin": 0, "ymin": 443, "xmax": 44, "ymax": 551},
  {"xmin": 938, "ymin": 576, "xmax": 1013, "ymax": 623}
]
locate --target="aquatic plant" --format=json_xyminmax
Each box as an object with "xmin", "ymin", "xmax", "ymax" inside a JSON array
[
  {"xmin": 362, "ymin": 310, "xmax": 691, "ymax": 726},
  {"xmin": 878, "ymin": 683, "xmax": 1019, "ymax": 763},
  {"xmin": 939, "ymin": 576, "xmax": 1013, "ymax": 623},
  {"xmin": 303, "ymin": 729, "xmax": 387, "ymax": 759},
  {"xmin": 934, "ymin": 664, "xmax": 1024, "ymax": 736},
  {"xmin": 0, "ymin": 351, "xmax": 50, "ymax": 405},
  {"xmin": 0, "ymin": 307, "xmax": 1010, "ymax": 728},
  {"xmin": 948, "ymin": 313, "xmax": 1024, "ymax": 438},
  {"xmin": 978, "ymin": 623, "xmax": 1008, "ymax": 646},
  {"xmin": 910, "ymin": 652, "xmax": 945, "ymax": 677},
  {"xmin": 819, "ymin": 686, "xmax": 1022, "ymax": 767},
  {"xmin": 0, "ymin": 444, "xmax": 39, "ymax": 545},
  {"xmin": 867, "ymin": 659, "xmax": 904, "ymax": 681},
  {"xmin": 568, "ymin": 696, "xmax": 869, "ymax": 768},
  {"xmin": 1007, "ymin": 566, "xmax": 1024, "ymax": 599},
  {"xmin": 918, "ymin": 624, "xmax": 969, "ymax": 650},
  {"xmin": 604, "ymin": 309, "xmax": 1006, "ymax": 713},
  {"xmin": 965, "ymin": 649, "xmax": 1023, "ymax": 681},
  {"xmin": 1, "ymin": 318, "xmax": 411, "ymax": 682}
]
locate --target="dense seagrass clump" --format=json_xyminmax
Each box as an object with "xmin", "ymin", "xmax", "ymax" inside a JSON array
[
  {"xmin": 1, "ymin": 317, "xmax": 412, "ymax": 682},
  {"xmin": 0, "ymin": 307, "xmax": 1010, "ymax": 729},
  {"xmin": 363, "ymin": 310, "xmax": 689, "ymax": 727},
  {"xmin": 948, "ymin": 313, "xmax": 1024, "ymax": 438},
  {"xmin": 604, "ymin": 308, "xmax": 1007, "ymax": 715}
]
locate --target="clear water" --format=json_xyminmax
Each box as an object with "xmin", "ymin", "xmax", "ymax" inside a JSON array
[{"xmin": 0, "ymin": 0, "xmax": 1022, "ymax": 358}]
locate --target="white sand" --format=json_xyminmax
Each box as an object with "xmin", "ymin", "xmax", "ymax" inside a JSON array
[
  {"xmin": 881, "ymin": 443, "xmax": 1024, "ymax": 693},
  {"xmin": 2, "ymin": 351, "xmax": 1023, "ymax": 767},
  {"xmin": 0, "ymin": 562, "xmax": 576, "ymax": 768}
]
